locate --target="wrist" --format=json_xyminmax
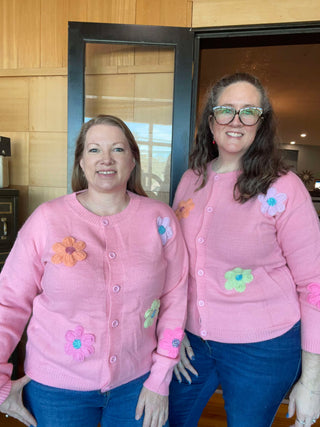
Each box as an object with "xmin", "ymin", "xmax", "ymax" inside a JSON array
[{"xmin": 299, "ymin": 380, "xmax": 320, "ymax": 395}]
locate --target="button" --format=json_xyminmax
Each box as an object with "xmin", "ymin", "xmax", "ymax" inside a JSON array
[
  {"xmin": 198, "ymin": 269, "xmax": 204, "ymax": 276},
  {"xmin": 198, "ymin": 300, "xmax": 205, "ymax": 307},
  {"xmin": 198, "ymin": 237, "xmax": 204, "ymax": 244},
  {"xmin": 109, "ymin": 252, "xmax": 116, "ymax": 259},
  {"xmin": 214, "ymin": 175, "xmax": 219, "ymax": 181},
  {"xmin": 112, "ymin": 320, "xmax": 119, "ymax": 328},
  {"xmin": 109, "ymin": 355, "xmax": 117, "ymax": 364},
  {"xmin": 102, "ymin": 219, "xmax": 109, "ymax": 225},
  {"xmin": 206, "ymin": 206, "xmax": 213, "ymax": 213},
  {"xmin": 200, "ymin": 330, "xmax": 208, "ymax": 337},
  {"xmin": 113, "ymin": 285, "xmax": 121, "ymax": 293}
]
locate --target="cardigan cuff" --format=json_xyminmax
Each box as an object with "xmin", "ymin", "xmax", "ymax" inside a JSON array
[{"xmin": 143, "ymin": 364, "xmax": 174, "ymax": 396}]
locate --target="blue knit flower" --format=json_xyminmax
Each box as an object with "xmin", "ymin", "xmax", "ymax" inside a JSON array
[{"xmin": 157, "ymin": 217, "xmax": 173, "ymax": 245}]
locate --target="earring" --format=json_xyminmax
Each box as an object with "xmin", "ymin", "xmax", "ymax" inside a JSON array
[{"xmin": 212, "ymin": 138, "xmax": 216, "ymax": 145}]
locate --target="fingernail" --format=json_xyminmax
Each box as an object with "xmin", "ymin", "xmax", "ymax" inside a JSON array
[
  {"xmin": 286, "ymin": 413, "xmax": 289, "ymax": 418},
  {"xmin": 191, "ymin": 356, "xmax": 195, "ymax": 361},
  {"xmin": 188, "ymin": 380, "xmax": 191, "ymax": 385},
  {"xmin": 178, "ymin": 379, "xmax": 181, "ymax": 383}
]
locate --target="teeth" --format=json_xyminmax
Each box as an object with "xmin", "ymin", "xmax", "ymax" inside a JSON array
[
  {"xmin": 98, "ymin": 171, "xmax": 115, "ymax": 175},
  {"xmin": 227, "ymin": 132, "xmax": 242, "ymax": 137}
]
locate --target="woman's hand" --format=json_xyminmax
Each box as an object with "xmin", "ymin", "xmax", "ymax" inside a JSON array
[
  {"xmin": 135, "ymin": 386, "xmax": 168, "ymax": 427},
  {"xmin": 0, "ymin": 375, "xmax": 37, "ymax": 426},
  {"xmin": 173, "ymin": 334, "xmax": 198, "ymax": 384},
  {"xmin": 288, "ymin": 380, "xmax": 320, "ymax": 427}
]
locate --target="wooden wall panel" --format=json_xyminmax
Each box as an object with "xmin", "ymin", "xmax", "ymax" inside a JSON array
[
  {"xmin": 0, "ymin": 77, "xmax": 29, "ymax": 131},
  {"xmin": 29, "ymin": 132, "xmax": 67, "ymax": 187},
  {"xmin": 16, "ymin": 0, "xmax": 41, "ymax": 68},
  {"xmin": 192, "ymin": 0, "xmax": 320, "ymax": 27},
  {"xmin": 0, "ymin": 0, "xmax": 40, "ymax": 69},
  {"xmin": 87, "ymin": 0, "xmax": 136, "ymax": 24},
  {"xmin": 136, "ymin": 0, "xmax": 192, "ymax": 26},
  {"xmin": 0, "ymin": 0, "xmax": 18, "ymax": 69},
  {"xmin": 29, "ymin": 76, "xmax": 67, "ymax": 132}
]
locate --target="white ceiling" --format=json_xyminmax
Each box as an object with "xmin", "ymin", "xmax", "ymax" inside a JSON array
[{"xmin": 199, "ymin": 44, "xmax": 320, "ymax": 146}]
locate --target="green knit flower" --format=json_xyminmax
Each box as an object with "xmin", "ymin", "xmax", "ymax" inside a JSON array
[
  {"xmin": 225, "ymin": 267, "xmax": 253, "ymax": 293},
  {"xmin": 144, "ymin": 299, "xmax": 160, "ymax": 328}
]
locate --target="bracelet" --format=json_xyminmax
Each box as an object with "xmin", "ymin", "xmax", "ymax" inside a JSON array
[{"xmin": 299, "ymin": 380, "xmax": 320, "ymax": 395}]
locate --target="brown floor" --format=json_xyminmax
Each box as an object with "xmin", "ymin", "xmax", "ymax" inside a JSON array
[{"xmin": 1, "ymin": 392, "xmax": 319, "ymax": 426}]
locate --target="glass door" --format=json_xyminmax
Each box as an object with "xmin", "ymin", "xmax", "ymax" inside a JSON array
[{"xmin": 68, "ymin": 22, "xmax": 194, "ymax": 204}]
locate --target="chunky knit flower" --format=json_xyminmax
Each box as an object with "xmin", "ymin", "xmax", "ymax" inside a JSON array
[
  {"xmin": 225, "ymin": 267, "xmax": 253, "ymax": 293},
  {"xmin": 307, "ymin": 283, "xmax": 320, "ymax": 309},
  {"xmin": 258, "ymin": 187, "xmax": 287, "ymax": 217},
  {"xmin": 51, "ymin": 236, "xmax": 87, "ymax": 267},
  {"xmin": 144, "ymin": 299, "xmax": 161, "ymax": 328},
  {"xmin": 159, "ymin": 327, "xmax": 184, "ymax": 358},
  {"xmin": 157, "ymin": 217, "xmax": 173, "ymax": 245},
  {"xmin": 65, "ymin": 325, "xmax": 95, "ymax": 361},
  {"xmin": 175, "ymin": 198, "xmax": 195, "ymax": 220}
]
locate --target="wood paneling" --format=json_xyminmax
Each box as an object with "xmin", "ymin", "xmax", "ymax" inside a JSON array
[
  {"xmin": 87, "ymin": 0, "xmax": 136, "ymax": 24},
  {"xmin": 29, "ymin": 76, "xmax": 67, "ymax": 132},
  {"xmin": 192, "ymin": 0, "xmax": 320, "ymax": 27},
  {"xmin": 29, "ymin": 132, "xmax": 67, "ymax": 187},
  {"xmin": 0, "ymin": 0, "xmax": 40, "ymax": 69},
  {"xmin": 136, "ymin": 0, "xmax": 192, "ymax": 26},
  {"xmin": 0, "ymin": 77, "xmax": 29, "ymax": 131}
]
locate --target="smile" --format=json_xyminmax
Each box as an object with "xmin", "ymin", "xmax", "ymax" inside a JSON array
[
  {"xmin": 97, "ymin": 171, "xmax": 116, "ymax": 175},
  {"xmin": 226, "ymin": 132, "xmax": 243, "ymax": 137}
]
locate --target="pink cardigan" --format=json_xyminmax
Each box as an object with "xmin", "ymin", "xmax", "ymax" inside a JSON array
[
  {"xmin": 0, "ymin": 192, "xmax": 188, "ymax": 404},
  {"xmin": 173, "ymin": 164, "xmax": 320, "ymax": 352}
]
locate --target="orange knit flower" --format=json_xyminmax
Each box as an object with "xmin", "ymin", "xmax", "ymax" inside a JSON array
[
  {"xmin": 51, "ymin": 237, "xmax": 87, "ymax": 267},
  {"xmin": 175, "ymin": 198, "xmax": 195, "ymax": 220}
]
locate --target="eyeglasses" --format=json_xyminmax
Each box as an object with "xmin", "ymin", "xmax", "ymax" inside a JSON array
[{"xmin": 212, "ymin": 106, "xmax": 263, "ymax": 126}]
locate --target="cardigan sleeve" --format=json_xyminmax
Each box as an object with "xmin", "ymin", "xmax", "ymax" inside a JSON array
[
  {"xmin": 143, "ymin": 209, "xmax": 188, "ymax": 395},
  {"xmin": 0, "ymin": 206, "xmax": 45, "ymax": 404},
  {"xmin": 275, "ymin": 173, "xmax": 320, "ymax": 354}
]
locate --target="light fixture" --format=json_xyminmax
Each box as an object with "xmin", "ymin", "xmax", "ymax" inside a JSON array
[
  {"xmin": 290, "ymin": 141, "xmax": 296, "ymax": 145},
  {"xmin": 300, "ymin": 133, "xmax": 307, "ymax": 138}
]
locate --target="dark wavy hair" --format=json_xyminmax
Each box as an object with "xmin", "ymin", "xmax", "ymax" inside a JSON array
[
  {"xmin": 71, "ymin": 115, "xmax": 147, "ymax": 197},
  {"xmin": 190, "ymin": 72, "xmax": 288, "ymax": 203}
]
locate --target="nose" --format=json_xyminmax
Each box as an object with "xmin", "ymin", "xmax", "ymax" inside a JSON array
[
  {"xmin": 230, "ymin": 112, "xmax": 242, "ymax": 126},
  {"xmin": 100, "ymin": 150, "xmax": 115, "ymax": 164}
]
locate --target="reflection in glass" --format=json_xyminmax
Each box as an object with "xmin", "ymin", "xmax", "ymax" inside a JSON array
[{"xmin": 85, "ymin": 43, "xmax": 175, "ymax": 203}]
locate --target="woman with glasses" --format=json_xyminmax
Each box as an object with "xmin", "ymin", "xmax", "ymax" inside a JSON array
[{"xmin": 169, "ymin": 73, "xmax": 320, "ymax": 427}]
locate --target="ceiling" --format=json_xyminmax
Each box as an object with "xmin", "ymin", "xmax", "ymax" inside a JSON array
[{"xmin": 198, "ymin": 43, "xmax": 320, "ymax": 146}]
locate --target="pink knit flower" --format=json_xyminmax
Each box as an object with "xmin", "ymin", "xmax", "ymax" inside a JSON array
[
  {"xmin": 159, "ymin": 327, "xmax": 184, "ymax": 358},
  {"xmin": 258, "ymin": 187, "xmax": 287, "ymax": 216},
  {"xmin": 307, "ymin": 283, "xmax": 320, "ymax": 309},
  {"xmin": 65, "ymin": 325, "xmax": 95, "ymax": 361}
]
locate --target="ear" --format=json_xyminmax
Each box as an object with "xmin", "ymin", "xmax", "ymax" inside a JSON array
[
  {"xmin": 79, "ymin": 158, "xmax": 84, "ymax": 171},
  {"xmin": 208, "ymin": 115, "xmax": 214, "ymax": 135}
]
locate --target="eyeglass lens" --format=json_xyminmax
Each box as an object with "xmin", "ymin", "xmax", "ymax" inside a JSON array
[{"xmin": 213, "ymin": 106, "xmax": 262, "ymax": 126}]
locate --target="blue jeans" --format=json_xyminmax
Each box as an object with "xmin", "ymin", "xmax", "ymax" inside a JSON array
[
  {"xmin": 169, "ymin": 322, "xmax": 301, "ymax": 427},
  {"xmin": 23, "ymin": 372, "xmax": 169, "ymax": 427}
]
